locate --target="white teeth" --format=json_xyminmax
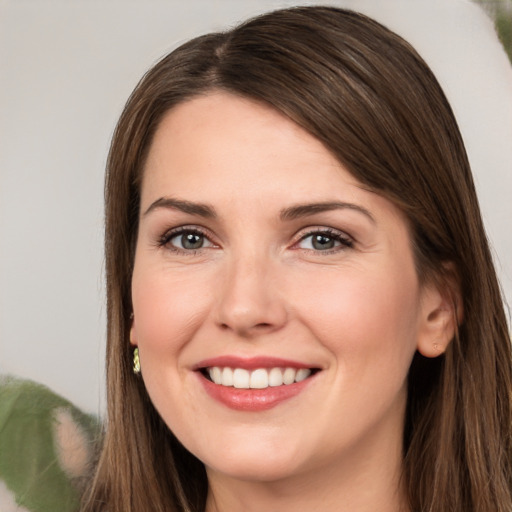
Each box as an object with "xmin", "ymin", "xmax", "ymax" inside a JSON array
[
  {"xmin": 209, "ymin": 366, "xmax": 222, "ymax": 385},
  {"xmin": 295, "ymin": 368, "xmax": 311, "ymax": 382},
  {"xmin": 206, "ymin": 366, "xmax": 314, "ymax": 389},
  {"xmin": 283, "ymin": 367, "xmax": 296, "ymax": 385},
  {"xmin": 233, "ymin": 368, "xmax": 250, "ymax": 389},
  {"xmin": 221, "ymin": 367, "xmax": 233, "ymax": 386},
  {"xmin": 268, "ymin": 367, "xmax": 284, "ymax": 387},
  {"xmin": 250, "ymin": 368, "xmax": 268, "ymax": 389}
]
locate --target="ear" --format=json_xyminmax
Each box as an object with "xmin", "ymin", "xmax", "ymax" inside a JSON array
[{"xmin": 416, "ymin": 269, "xmax": 463, "ymax": 358}]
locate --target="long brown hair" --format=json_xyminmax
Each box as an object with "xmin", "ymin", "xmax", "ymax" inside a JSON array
[{"xmin": 81, "ymin": 6, "xmax": 512, "ymax": 512}]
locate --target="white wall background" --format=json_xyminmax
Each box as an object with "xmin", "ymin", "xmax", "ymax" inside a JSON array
[{"xmin": 1, "ymin": 0, "xmax": 511, "ymax": 415}]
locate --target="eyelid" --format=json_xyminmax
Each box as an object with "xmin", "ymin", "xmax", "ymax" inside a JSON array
[
  {"xmin": 292, "ymin": 226, "xmax": 354, "ymax": 251},
  {"xmin": 158, "ymin": 225, "xmax": 218, "ymax": 251}
]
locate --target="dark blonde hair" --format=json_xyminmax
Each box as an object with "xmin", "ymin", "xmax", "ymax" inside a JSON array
[{"xmin": 82, "ymin": 6, "xmax": 512, "ymax": 512}]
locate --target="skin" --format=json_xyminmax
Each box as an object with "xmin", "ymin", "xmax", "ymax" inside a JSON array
[{"xmin": 130, "ymin": 92, "xmax": 453, "ymax": 512}]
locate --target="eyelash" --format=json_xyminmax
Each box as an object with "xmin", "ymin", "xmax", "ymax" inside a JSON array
[
  {"xmin": 295, "ymin": 228, "xmax": 354, "ymax": 254},
  {"xmin": 158, "ymin": 226, "xmax": 213, "ymax": 255},
  {"xmin": 157, "ymin": 226, "xmax": 354, "ymax": 255}
]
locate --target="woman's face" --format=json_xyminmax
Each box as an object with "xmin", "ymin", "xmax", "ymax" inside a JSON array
[{"xmin": 131, "ymin": 92, "xmax": 432, "ymax": 483}]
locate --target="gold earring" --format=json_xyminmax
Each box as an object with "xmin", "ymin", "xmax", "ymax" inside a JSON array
[{"xmin": 133, "ymin": 347, "xmax": 141, "ymax": 374}]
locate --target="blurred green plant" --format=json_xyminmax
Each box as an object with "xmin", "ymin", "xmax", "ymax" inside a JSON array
[{"xmin": 472, "ymin": 0, "xmax": 512, "ymax": 63}]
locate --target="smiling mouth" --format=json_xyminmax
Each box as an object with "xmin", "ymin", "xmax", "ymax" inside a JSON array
[{"xmin": 201, "ymin": 366, "xmax": 319, "ymax": 389}]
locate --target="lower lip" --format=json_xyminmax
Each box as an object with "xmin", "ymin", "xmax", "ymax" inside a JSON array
[{"xmin": 198, "ymin": 372, "xmax": 315, "ymax": 411}]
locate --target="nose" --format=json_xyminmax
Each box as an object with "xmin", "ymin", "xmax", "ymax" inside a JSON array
[{"xmin": 214, "ymin": 252, "xmax": 288, "ymax": 338}]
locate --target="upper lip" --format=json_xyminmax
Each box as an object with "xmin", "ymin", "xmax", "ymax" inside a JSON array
[{"xmin": 193, "ymin": 356, "xmax": 318, "ymax": 371}]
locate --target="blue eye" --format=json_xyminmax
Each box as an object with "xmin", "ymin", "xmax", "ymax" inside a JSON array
[
  {"xmin": 298, "ymin": 231, "xmax": 353, "ymax": 251},
  {"xmin": 163, "ymin": 229, "xmax": 214, "ymax": 251}
]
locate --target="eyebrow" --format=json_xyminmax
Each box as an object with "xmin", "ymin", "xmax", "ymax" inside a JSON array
[
  {"xmin": 143, "ymin": 197, "xmax": 375, "ymax": 224},
  {"xmin": 143, "ymin": 197, "xmax": 217, "ymax": 218},
  {"xmin": 280, "ymin": 201, "xmax": 375, "ymax": 223}
]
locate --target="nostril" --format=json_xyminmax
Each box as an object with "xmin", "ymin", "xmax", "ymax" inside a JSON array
[
  {"xmin": 218, "ymin": 321, "xmax": 276, "ymax": 333},
  {"xmin": 255, "ymin": 322, "xmax": 272, "ymax": 329},
  {"xmin": 218, "ymin": 322, "xmax": 273, "ymax": 335}
]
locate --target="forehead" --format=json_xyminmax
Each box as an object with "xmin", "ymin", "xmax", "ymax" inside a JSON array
[{"xmin": 142, "ymin": 92, "xmax": 366, "ymax": 204}]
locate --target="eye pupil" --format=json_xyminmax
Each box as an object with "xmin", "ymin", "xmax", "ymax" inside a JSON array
[
  {"xmin": 182, "ymin": 233, "xmax": 203, "ymax": 249},
  {"xmin": 312, "ymin": 234, "xmax": 335, "ymax": 250}
]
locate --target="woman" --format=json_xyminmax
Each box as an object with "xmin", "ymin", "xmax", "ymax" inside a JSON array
[{"xmin": 81, "ymin": 6, "xmax": 512, "ymax": 512}]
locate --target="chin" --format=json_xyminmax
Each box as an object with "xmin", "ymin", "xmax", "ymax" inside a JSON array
[
  {"xmin": 196, "ymin": 434, "xmax": 307, "ymax": 482},
  {"xmin": 206, "ymin": 456, "xmax": 303, "ymax": 483}
]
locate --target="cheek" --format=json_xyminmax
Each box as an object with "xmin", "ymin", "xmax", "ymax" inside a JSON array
[
  {"xmin": 130, "ymin": 266, "xmax": 213, "ymax": 426},
  {"xmin": 289, "ymin": 264, "xmax": 421, "ymax": 449},
  {"xmin": 131, "ymin": 266, "xmax": 211, "ymax": 356},
  {"xmin": 294, "ymin": 264, "xmax": 421, "ymax": 371}
]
